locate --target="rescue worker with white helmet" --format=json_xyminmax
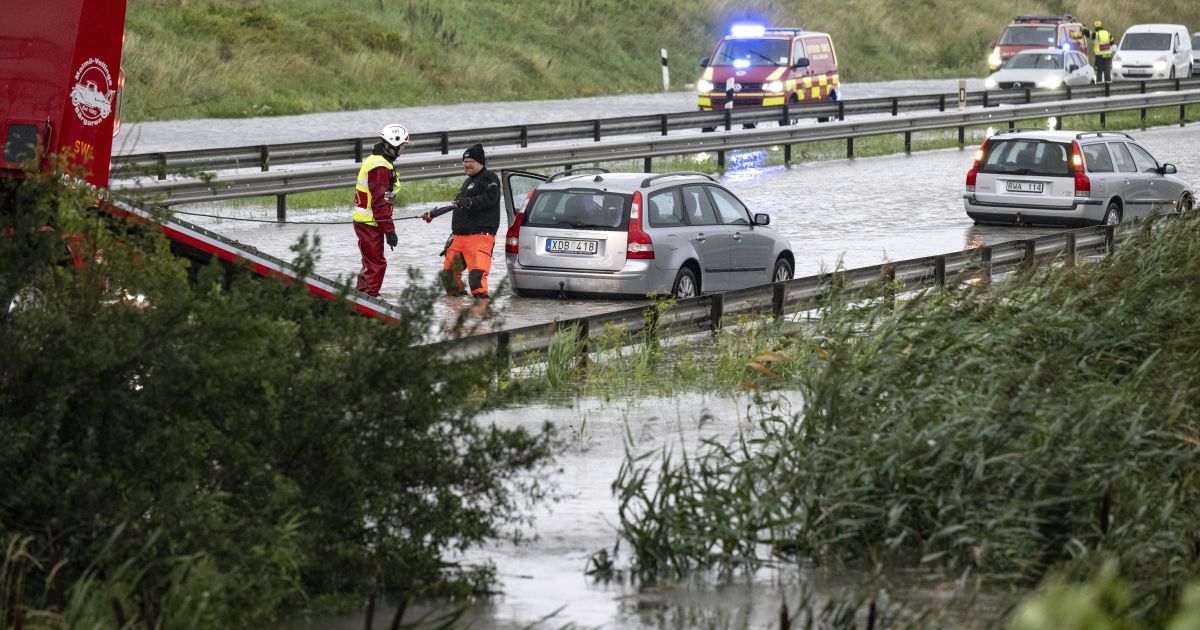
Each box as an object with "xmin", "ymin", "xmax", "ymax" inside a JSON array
[
  {"xmin": 1082, "ymin": 20, "xmax": 1115, "ymax": 83},
  {"xmin": 352, "ymin": 123, "xmax": 408, "ymax": 297}
]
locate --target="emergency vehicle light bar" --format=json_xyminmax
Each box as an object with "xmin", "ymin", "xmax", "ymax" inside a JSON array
[
  {"xmin": 1012, "ymin": 15, "xmax": 1076, "ymax": 24},
  {"xmin": 729, "ymin": 23, "xmax": 766, "ymax": 38}
]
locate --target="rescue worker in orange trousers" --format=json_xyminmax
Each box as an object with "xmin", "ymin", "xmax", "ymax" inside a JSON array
[
  {"xmin": 422, "ymin": 143, "xmax": 500, "ymax": 299},
  {"xmin": 353, "ymin": 123, "xmax": 408, "ymax": 296}
]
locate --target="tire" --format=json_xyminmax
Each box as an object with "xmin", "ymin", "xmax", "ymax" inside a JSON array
[
  {"xmin": 1179, "ymin": 192, "xmax": 1194, "ymax": 215},
  {"xmin": 6, "ymin": 286, "xmax": 45, "ymax": 315},
  {"xmin": 671, "ymin": 267, "xmax": 699, "ymax": 299},
  {"xmin": 1102, "ymin": 200, "xmax": 1122, "ymax": 226},
  {"xmin": 772, "ymin": 256, "xmax": 793, "ymax": 283}
]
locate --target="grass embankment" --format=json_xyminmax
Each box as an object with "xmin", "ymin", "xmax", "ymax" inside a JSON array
[
  {"xmin": 123, "ymin": 0, "xmax": 1200, "ymax": 121},
  {"xmin": 591, "ymin": 212, "xmax": 1200, "ymax": 626}
]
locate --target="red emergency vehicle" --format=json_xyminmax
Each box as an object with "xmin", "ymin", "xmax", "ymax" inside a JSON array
[
  {"xmin": 1, "ymin": 0, "xmax": 403, "ymax": 321},
  {"xmin": 988, "ymin": 16, "xmax": 1087, "ymax": 70},
  {"xmin": 697, "ymin": 24, "xmax": 840, "ymax": 111}
]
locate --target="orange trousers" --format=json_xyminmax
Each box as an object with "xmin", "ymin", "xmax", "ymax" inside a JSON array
[{"xmin": 441, "ymin": 233, "xmax": 494, "ymax": 296}]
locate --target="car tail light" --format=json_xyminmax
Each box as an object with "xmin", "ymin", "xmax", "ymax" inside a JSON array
[
  {"xmin": 504, "ymin": 212, "xmax": 523, "ymax": 253},
  {"xmin": 627, "ymin": 191, "xmax": 654, "ymax": 259},
  {"xmin": 1071, "ymin": 141, "xmax": 1090, "ymax": 198},
  {"xmin": 965, "ymin": 139, "xmax": 989, "ymax": 192}
]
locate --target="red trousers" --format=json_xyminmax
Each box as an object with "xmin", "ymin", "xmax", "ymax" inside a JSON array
[
  {"xmin": 441, "ymin": 234, "xmax": 494, "ymax": 296},
  {"xmin": 354, "ymin": 222, "xmax": 387, "ymax": 296}
]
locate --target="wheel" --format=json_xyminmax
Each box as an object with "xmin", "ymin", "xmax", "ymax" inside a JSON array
[
  {"xmin": 1179, "ymin": 192, "xmax": 1194, "ymax": 214},
  {"xmin": 772, "ymin": 256, "xmax": 793, "ymax": 283},
  {"xmin": 671, "ymin": 267, "xmax": 699, "ymax": 299},
  {"xmin": 1102, "ymin": 201, "xmax": 1122, "ymax": 226},
  {"xmin": 6, "ymin": 286, "xmax": 45, "ymax": 315}
]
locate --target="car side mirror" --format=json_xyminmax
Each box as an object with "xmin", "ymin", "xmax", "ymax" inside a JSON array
[
  {"xmin": 1161, "ymin": 163, "xmax": 1177, "ymax": 175},
  {"xmin": 1068, "ymin": 64, "xmax": 1079, "ymax": 72},
  {"xmin": 699, "ymin": 57, "xmax": 709, "ymax": 68},
  {"xmin": 792, "ymin": 58, "xmax": 810, "ymax": 69},
  {"xmin": 753, "ymin": 213, "xmax": 770, "ymax": 226}
]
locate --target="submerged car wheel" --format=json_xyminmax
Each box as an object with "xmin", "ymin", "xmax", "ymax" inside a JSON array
[
  {"xmin": 772, "ymin": 257, "xmax": 793, "ymax": 283},
  {"xmin": 1180, "ymin": 192, "xmax": 1194, "ymax": 214},
  {"xmin": 671, "ymin": 267, "xmax": 698, "ymax": 299},
  {"xmin": 1102, "ymin": 201, "xmax": 1122, "ymax": 226},
  {"xmin": 6, "ymin": 286, "xmax": 46, "ymax": 315}
]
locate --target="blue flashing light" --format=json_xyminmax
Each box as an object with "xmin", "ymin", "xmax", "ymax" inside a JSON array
[
  {"xmin": 732, "ymin": 59, "xmax": 751, "ymax": 69},
  {"xmin": 1060, "ymin": 42, "xmax": 1071, "ymax": 51},
  {"xmin": 730, "ymin": 23, "xmax": 766, "ymax": 38}
]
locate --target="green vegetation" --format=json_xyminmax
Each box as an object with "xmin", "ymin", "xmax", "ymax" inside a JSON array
[
  {"xmin": 581, "ymin": 211, "xmax": 1200, "ymax": 625},
  {"xmin": 0, "ymin": 170, "xmax": 557, "ymax": 627},
  {"xmin": 122, "ymin": 0, "xmax": 1200, "ymax": 121}
]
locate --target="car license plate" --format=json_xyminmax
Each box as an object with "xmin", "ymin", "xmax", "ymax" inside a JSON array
[
  {"xmin": 546, "ymin": 238, "xmax": 598, "ymax": 254},
  {"xmin": 1006, "ymin": 181, "xmax": 1044, "ymax": 194}
]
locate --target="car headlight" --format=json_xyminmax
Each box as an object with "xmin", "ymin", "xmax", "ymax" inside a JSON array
[
  {"xmin": 763, "ymin": 80, "xmax": 785, "ymax": 93},
  {"xmin": 697, "ymin": 79, "xmax": 714, "ymax": 93},
  {"xmin": 984, "ymin": 76, "xmax": 998, "ymax": 89},
  {"xmin": 988, "ymin": 47, "xmax": 1002, "ymax": 69},
  {"xmin": 1112, "ymin": 58, "xmax": 1123, "ymax": 69},
  {"xmin": 1037, "ymin": 75, "xmax": 1063, "ymax": 89},
  {"xmin": 1153, "ymin": 58, "xmax": 1170, "ymax": 72}
]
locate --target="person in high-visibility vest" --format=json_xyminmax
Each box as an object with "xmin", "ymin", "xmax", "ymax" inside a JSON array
[
  {"xmin": 352, "ymin": 123, "xmax": 408, "ymax": 297},
  {"xmin": 1083, "ymin": 20, "xmax": 1115, "ymax": 83}
]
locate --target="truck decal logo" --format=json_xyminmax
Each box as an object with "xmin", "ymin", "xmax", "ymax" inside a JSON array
[{"xmin": 71, "ymin": 58, "xmax": 115, "ymax": 126}]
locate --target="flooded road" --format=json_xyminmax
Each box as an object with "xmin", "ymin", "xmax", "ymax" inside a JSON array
[{"xmin": 176, "ymin": 123, "xmax": 1200, "ymax": 331}]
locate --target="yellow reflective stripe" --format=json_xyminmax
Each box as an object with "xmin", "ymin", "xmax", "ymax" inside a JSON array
[
  {"xmin": 765, "ymin": 67, "xmax": 787, "ymax": 81},
  {"xmin": 762, "ymin": 97, "xmax": 785, "ymax": 106},
  {"xmin": 796, "ymin": 91, "xmax": 805, "ymax": 101},
  {"xmin": 832, "ymin": 74, "xmax": 840, "ymax": 85},
  {"xmin": 353, "ymin": 155, "xmax": 396, "ymax": 226},
  {"xmin": 352, "ymin": 210, "xmax": 377, "ymax": 226},
  {"xmin": 818, "ymin": 75, "xmax": 828, "ymax": 86},
  {"xmin": 698, "ymin": 96, "xmax": 712, "ymax": 107},
  {"xmin": 802, "ymin": 76, "xmax": 812, "ymax": 88},
  {"xmin": 702, "ymin": 67, "xmax": 714, "ymax": 81},
  {"xmin": 811, "ymin": 87, "xmax": 820, "ymax": 99},
  {"xmin": 785, "ymin": 79, "xmax": 796, "ymax": 90}
]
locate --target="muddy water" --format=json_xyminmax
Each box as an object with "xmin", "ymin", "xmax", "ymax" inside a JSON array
[{"xmin": 177, "ymin": 123, "xmax": 1200, "ymax": 332}]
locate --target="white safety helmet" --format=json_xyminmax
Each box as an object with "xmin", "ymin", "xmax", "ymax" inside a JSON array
[{"xmin": 380, "ymin": 123, "xmax": 410, "ymax": 148}]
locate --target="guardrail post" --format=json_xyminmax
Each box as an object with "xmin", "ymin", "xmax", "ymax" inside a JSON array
[
  {"xmin": 1175, "ymin": 78, "xmax": 1182, "ymax": 91},
  {"xmin": 1008, "ymin": 120, "xmax": 1015, "ymax": 130},
  {"xmin": 495, "ymin": 331, "xmax": 511, "ymax": 377},
  {"xmin": 260, "ymin": 145, "xmax": 270, "ymax": 172},
  {"xmin": 1181, "ymin": 105, "xmax": 1188, "ymax": 127},
  {"xmin": 1100, "ymin": 111, "xmax": 1106, "ymax": 128},
  {"xmin": 939, "ymin": 94, "xmax": 946, "ymax": 112},
  {"xmin": 354, "ymin": 139, "xmax": 364, "ymax": 163},
  {"xmin": 440, "ymin": 132, "xmax": 449, "ymax": 155},
  {"xmin": 882, "ymin": 263, "xmax": 896, "ymax": 312},
  {"xmin": 891, "ymin": 97, "xmax": 898, "ymax": 116},
  {"xmin": 1023, "ymin": 240, "xmax": 1036, "ymax": 271},
  {"xmin": 724, "ymin": 109, "xmax": 732, "ymax": 131},
  {"xmin": 1025, "ymin": 88, "xmax": 1032, "ymax": 104},
  {"xmin": 577, "ymin": 319, "xmax": 590, "ymax": 371},
  {"xmin": 837, "ymin": 100, "xmax": 845, "ymax": 121},
  {"xmin": 643, "ymin": 157, "xmax": 652, "ymax": 173},
  {"xmin": 904, "ymin": 131, "xmax": 912, "ymax": 154},
  {"xmin": 156, "ymin": 153, "xmax": 167, "ymax": 180},
  {"xmin": 593, "ymin": 120, "xmax": 601, "ymax": 142},
  {"xmin": 520, "ymin": 126, "xmax": 529, "ymax": 148},
  {"xmin": 958, "ymin": 126, "xmax": 964, "ymax": 148},
  {"xmin": 784, "ymin": 144, "xmax": 792, "ymax": 164},
  {"xmin": 660, "ymin": 114, "xmax": 668, "ymax": 136},
  {"xmin": 1105, "ymin": 83, "xmax": 1111, "ymax": 98},
  {"xmin": 276, "ymin": 194, "xmax": 287, "ymax": 221},
  {"xmin": 772, "ymin": 281, "xmax": 786, "ymax": 320},
  {"xmin": 709, "ymin": 293, "xmax": 724, "ymax": 333},
  {"xmin": 780, "ymin": 102, "xmax": 790, "ymax": 126},
  {"xmin": 1065, "ymin": 232, "xmax": 1076, "ymax": 267},
  {"xmin": 1104, "ymin": 225, "xmax": 1115, "ymax": 256},
  {"xmin": 980, "ymin": 246, "xmax": 992, "ymax": 289},
  {"xmin": 847, "ymin": 137, "xmax": 854, "ymax": 159},
  {"xmin": 982, "ymin": 92, "xmax": 989, "ymax": 108},
  {"xmin": 717, "ymin": 150, "xmax": 726, "ymax": 169},
  {"xmin": 1065, "ymin": 85, "xmax": 1072, "ymax": 100},
  {"xmin": 934, "ymin": 255, "xmax": 946, "ymax": 288}
]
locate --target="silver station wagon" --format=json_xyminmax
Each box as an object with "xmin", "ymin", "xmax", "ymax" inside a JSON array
[
  {"xmin": 964, "ymin": 130, "xmax": 1194, "ymax": 227},
  {"xmin": 502, "ymin": 170, "xmax": 794, "ymax": 298}
]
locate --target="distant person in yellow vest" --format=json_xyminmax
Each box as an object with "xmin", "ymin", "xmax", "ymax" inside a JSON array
[
  {"xmin": 352, "ymin": 123, "xmax": 408, "ymax": 297},
  {"xmin": 1083, "ymin": 20, "xmax": 1115, "ymax": 83}
]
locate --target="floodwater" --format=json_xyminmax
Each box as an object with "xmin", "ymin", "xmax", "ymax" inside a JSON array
[{"xmin": 173, "ymin": 123, "xmax": 1200, "ymax": 331}]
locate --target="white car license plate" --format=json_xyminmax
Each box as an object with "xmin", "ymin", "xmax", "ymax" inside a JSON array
[
  {"xmin": 1006, "ymin": 181, "xmax": 1044, "ymax": 194},
  {"xmin": 546, "ymin": 238, "xmax": 599, "ymax": 254}
]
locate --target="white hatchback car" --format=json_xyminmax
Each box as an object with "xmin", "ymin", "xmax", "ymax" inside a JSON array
[
  {"xmin": 984, "ymin": 47, "xmax": 1095, "ymax": 90},
  {"xmin": 964, "ymin": 130, "xmax": 1194, "ymax": 227},
  {"xmin": 1113, "ymin": 24, "xmax": 1193, "ymax": 80}
]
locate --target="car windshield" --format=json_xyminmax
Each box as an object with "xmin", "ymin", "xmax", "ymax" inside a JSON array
[
  {"xmin": 1120, "ymin": 33, "xmax": 1172, "ymax": 51},
  {"xmin": 1006, "ymin": 53, "xmax": 1063, "ymax": 69},
  {"xmin": 524, "ymin": 189, "xmax": 629, "ymax": 230},
  {"xmin": 999, "ymin": 25, "xmax": 1057, "ymax": 46},
  {"xmin": 711, "ymin": 38, "xmax": 790, "ymax": 66},
  {"xmin": 979, "ymin": 139, "xmax": 1072, "ymax": 176}
]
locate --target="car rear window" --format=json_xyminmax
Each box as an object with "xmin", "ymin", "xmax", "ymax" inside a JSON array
[
  {"xmin": 524, "ymin": 189, "xmax": 629, "ymax": 230},
  {"xmin": 980, "ymin": 139, "xmax": 1071, "ymax": 176},
  {"xmin": 999, "ymin": 25, "xmax": 1057, "ymax": 46},
  {"xmin": 1120, "ymin": 33, "xmax": 1172, "ymax": 51},
  {"xmin": 1082, "ymin": 144, "xmax": 1115, "ymax": 173}
]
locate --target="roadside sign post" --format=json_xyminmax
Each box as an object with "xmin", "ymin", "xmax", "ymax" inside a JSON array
[
  {"xmin": 958, "ymin": 79, "xmax": 967, "ymax": 110},
  {"xmin": 661, "ymin": 49, "xmax": 669, "ymax": 91}
]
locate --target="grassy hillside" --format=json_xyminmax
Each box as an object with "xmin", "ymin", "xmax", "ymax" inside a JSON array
[{"xmin": 123, "ymin": 0, "xmax": 1200, "ymax": 121}]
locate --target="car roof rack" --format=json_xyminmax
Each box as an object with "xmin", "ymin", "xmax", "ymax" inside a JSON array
[
  {"xmin": 640, "ymin": 171, "xmax": 717, "ymax": 188},
  {"xmin": 1012, "ymin": 15, "xmax": 1075, "ymax": 24},
  {"xmin": 547, "ymin": 167, "xmax": 610, "ymax": 183},
  {"xmin": 766, "ymin": 27, "xmax": 804, "ymax": 34},
  {"xmin": 1074, "ymin": 131, "xmax": 1133, "ymax": 140},
  {"xmin": 991, "ymin": 128, "xmax": 1047, "ymax": 136}
]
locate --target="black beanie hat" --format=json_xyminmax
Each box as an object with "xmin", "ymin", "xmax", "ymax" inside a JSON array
[{"xmin": 463, "ymin": 143, "xmax": 486, "ymax": 165}]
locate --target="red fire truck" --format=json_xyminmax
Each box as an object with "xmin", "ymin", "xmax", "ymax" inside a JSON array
[{"xmin": 1, "ymin": 0, "xmax": 402, "ymax": 321}]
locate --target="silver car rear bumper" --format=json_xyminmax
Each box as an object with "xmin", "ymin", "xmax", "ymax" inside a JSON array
[
  {"xmin": 963, "ymin": 195, "xmax": 1105, "ymax": 227},
  {"xmin": 505, "ymin": 256, "xmax": 663, "ymax": 297}
]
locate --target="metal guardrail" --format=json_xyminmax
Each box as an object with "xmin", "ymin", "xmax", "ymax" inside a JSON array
[
  {"xmin": 117, "ymin": 89, "xmax": 1200, "ymax": 207},
  {"xmin": 113, "ymin": 78, "xmax": 1200, "ymax": 178},
  {"xmin": 429, "ymin": 221, "xmax": 1132, "ymax": 366}
]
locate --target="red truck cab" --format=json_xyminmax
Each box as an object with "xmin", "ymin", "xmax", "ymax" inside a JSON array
[
  {"xmin": 697, "ymin": 24, "xmax": 840, "ymax": 111},
  {"xmin": 988, "ymin": 15, "xmax": 1087, "ymax": 71},
  {"xmin": 1, "ymin": 0, "xmax": 126, "ymax": 187}
]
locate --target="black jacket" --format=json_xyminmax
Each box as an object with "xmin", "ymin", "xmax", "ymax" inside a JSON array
[{"xmin": 451, "ymin": 168, "xmax": 501, "ymax": 235}]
